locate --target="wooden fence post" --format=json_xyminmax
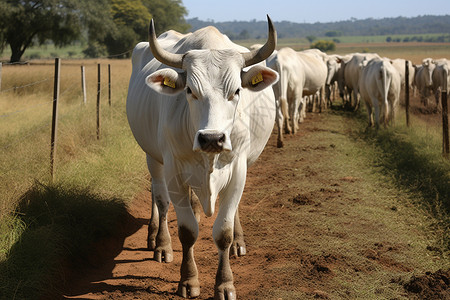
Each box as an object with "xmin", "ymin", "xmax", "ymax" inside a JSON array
[
  {"xmin": 81, "ymin": 66, "xmax": 87, "ymax": 104},
  {"xmin": 108, "ymin": 64, "xmax": 111, "ymax": 106},
  {"xmin": 97, "ymin": 64, "xmax": 101, "ymax": 140},
  {"xmin": 405, "ymin": 60, "xmax": 410, "ymax": 127},
  {"xmin": 50, "ymin": 58, "xmax": 61, "ymax": 181},
  {"xmin": 442, "ymin": 89, "xmax": 449, "ymax": 157},
  {"xmin": 0, "ymin": 62, "xmax": 2, "ymax": 92}
]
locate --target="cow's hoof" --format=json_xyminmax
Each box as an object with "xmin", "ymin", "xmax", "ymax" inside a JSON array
[
  {"xmin": 177, "ymin": 279, "xmax": 200, "ymax": 298},
  {"xmin": 215, "ymin": 282, "xmax": 236, "ymax": 300},
  {"xmin": 153, "ymin": 246, "xmax": 173, "ymax": 263},
  {"xmin": 230, "ymin": 242, "xmax": 246, "ymax": 257},
  {"xmin": 277, "ymin": 140, "xmax": 284, "ymax": 148}
]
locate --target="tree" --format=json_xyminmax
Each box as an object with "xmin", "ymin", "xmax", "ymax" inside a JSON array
[
  {"xmin": 99, "ymin": 0, "xmax": 189, "ymax": 58},
  {"xmin": 142, "ymin": 0, "xmax": 189, "ymax": 35},
  {"xmin": 101, "ymin": 0, "xmax": 152, "ymax": 58},
  {"xmin": 0, "ymin": 0, "xmax": 113, "ymax": 62},
  {"xmin": 306, "ymin": 35, "xmax": 316, "ymax": 44}
]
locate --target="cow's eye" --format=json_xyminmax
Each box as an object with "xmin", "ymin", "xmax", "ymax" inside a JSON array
[
  {"xmin": 229, "ymin": 88, "xmax": 240, "ymax": 101},
  {"xmin": 186, "ymin": 87, "xmax": 198, "ymax": 99}
]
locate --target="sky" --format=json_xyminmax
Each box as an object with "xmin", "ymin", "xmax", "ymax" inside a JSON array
[{"xmin": 182, "ymin": 0, "xmax": 450, "ymax": 23}]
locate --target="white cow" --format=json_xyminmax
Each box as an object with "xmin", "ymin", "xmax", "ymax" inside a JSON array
[
  {"xmin": 413, "ymin": 58, "xmax": 436, "ymax": 106},
  {"xmin": 431, "ymin": 58, "xmax": 450, "ymax": 110},
  {"xmin": 336, "ymin": 54, "xmax": 353, "ymax": 106},
  {"xmin": 126, "ymin": 17, "xmax": 279, "ymax": 299},
  {"xmin": 267, "ymin": 47, "xmax": 327, "ymax": 147},
  {"xmin": 391, "ymin": 58, "xmax": 415, "ymax": 89},
  {"xmin": 325, "ymin": 54, "xmax": 346, "ymax": 105},
  {"xmin": 359, "ymin": 57, "xmax": 401, "ymax": 128},
  {"xmin": 343, "ymin": 53, "xmax": 381, "ymax": 110}
]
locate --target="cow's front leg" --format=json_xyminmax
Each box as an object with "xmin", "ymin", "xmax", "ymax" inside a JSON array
[
  {"xmin": 230, "ymin": 207, "xmax": 246, "ymax": 257},
  {"xmin": 169, "ymin": 179, "xmax": 200, "ymax": 298},
  {"xmin": 213, "ymin": 164, "xmax": 246, "ymax": 300},
  {"xmin": 214, "ymin": 217, "xmax": 236, "ymax": 300},
  {"xmin": 177, "ymin": 210, "xmax": 200, "ymax": 298},
  {"xmin": 147, "ymin": 156, "xmax": 173, "ymax": 262}
]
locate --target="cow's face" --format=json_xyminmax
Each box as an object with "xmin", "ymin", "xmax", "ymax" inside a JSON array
[
  {"xmin": 422, "ymin": 58, "xmax": 436, "ymax": 87},
  {"xmin": 145, "ymin": 16, "xmax": 278, "ymax": 154},
  {"xmin": 146, "ymin": 49, "xmax": 278, "ymax": 154},
  {"xmin": 326, "ymin": 57, "xmax": 339, "ymax": 85}
]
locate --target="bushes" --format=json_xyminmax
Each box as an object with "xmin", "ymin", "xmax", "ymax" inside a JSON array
[{"xmin": 310, "ymin": 40, "xmax": 336, "ymax": 52}]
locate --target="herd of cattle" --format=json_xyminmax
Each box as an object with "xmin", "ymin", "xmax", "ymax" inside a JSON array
[
  {"xmin": 257, "ymin": 45, "xmax": 450, "ymax": 147},
  {"xmin": 125, "ymin": 17, "xmax": 449, "ymax": 299}
]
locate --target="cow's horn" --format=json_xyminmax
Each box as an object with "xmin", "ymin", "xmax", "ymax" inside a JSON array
[
  {"xmin": 149, "ymin": 19, "xmax": 183, "ymax": 69},
  {"xmin": 241, "ymin": 15, "xmax": 277, "ymax": 67}
]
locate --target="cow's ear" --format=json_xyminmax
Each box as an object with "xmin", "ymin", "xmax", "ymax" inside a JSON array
[
  {"xmin": 146, "ymin": 68, "xmax": 186, "ymax": 95},
  {"xmin": 241, "ymin": 65, "xmax": 279, "ymax": 92}
]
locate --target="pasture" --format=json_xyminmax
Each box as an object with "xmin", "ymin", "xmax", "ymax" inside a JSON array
[{"xmin": 0, "ymin": 41, "xmax": 449, "ymax": 299}]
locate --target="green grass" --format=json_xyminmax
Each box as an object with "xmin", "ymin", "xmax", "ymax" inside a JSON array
[
  {"xmin": 0, "ymin": 43, "xmax": 86, "ymax": 61},
  {"xmin": 336, "ymin": 103, "xmax": 449, "ymax": 251}
]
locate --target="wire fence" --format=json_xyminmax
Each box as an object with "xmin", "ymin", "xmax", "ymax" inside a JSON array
[{"xmin": 0, "ymin": 58, "xmax": 117, "ymax": 183}]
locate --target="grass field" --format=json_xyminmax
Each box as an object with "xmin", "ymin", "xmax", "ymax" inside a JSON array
[
  {"xmin": 0, "ymin": 42, "xmax": 449, "ymax": 299},
  {"xmin": 1, "ymin": 33, "xmax": 449, "ymax": 63}
]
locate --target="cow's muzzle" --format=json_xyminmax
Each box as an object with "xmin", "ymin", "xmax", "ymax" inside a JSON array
[{"xmin": 193, "ymin": 130, "xmax": 232, "ymax": 153}]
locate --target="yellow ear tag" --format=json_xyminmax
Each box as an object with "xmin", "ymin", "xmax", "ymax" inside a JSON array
[
  {"xmin": 163, "ymin": 77, "xmax": 176, "ymax": 88},
  {"xmin": 251, "ymin": 73, "xmax": 263, "ymax": 85}
]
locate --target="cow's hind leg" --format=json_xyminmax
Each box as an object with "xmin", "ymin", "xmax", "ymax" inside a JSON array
[
  {"xmin": 147, "ymin": 156, "xmax": 173, "ymax": 263},
  {"xmin": 275, "ymin": 99, "xmax": 285, "ymax": 148}
]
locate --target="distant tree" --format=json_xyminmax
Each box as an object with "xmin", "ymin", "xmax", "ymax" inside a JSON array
[
  {"xmin": 306, "ymin": 35, "xmax": 316, "ymax": 44},
  {"xmin": 310, "ymin": 40, "xmax": 336, "ymax": 52},
  {"xmin": 238, "ymin": 30, "xmax": 250, "ymax": 40},
  {"xmin": 141, "ymin": 0, "xmax": 189, "ymax": 35},
  {"xmin": 325, "ymin": 31, "xmax": 342, "ymax": 37},
  {"xmin": 386, "ymin": 36, "xmax": 392, "ymax": 42},
  {"xmin": 0, "ymin": 0, "xmax": 113, "ymax": 62}
]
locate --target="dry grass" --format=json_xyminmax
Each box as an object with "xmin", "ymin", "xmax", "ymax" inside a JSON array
[{"xmin": 0, "ymin": 59, "xmax": 133, "ymax": 218}]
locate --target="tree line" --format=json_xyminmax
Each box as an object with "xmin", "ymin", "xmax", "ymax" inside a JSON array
[
  {"xmin": 188, "ymin": 15, "xmax": 450, "ymax": 40},
  {"xmin": 0, "ymin": 0, "xmax": 188, "ymax": 63}
]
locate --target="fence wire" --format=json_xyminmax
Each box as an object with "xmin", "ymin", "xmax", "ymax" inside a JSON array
[{"xmin": 1, "ymin": 77, "xmax": 51, "ymax": 93}]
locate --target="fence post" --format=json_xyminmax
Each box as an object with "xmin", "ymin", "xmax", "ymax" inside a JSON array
[
  {"xmin": 442, "ymin": 89, "xmax": 449, "ymax": 157},
  {"xmin": 0, "ymin": 62, "xmax": 2, "ymax": 92},
  {"xmin": 81, "ymin": 66, "xmax": 87, "ymax": 104},
  {"xmin": 97, "ymin": 64, "xmax": 101, "ymax": 140},
  {"xmin": 405, "ymin": 60, "xmax": 410, "ymax": 127},
  {"xmin": 108, "ymin": 64, "xmax": 111, "ymax": 106},
  {"xmin": 50, "ymin": 58, "xmax": 61, "ymax": 181}
]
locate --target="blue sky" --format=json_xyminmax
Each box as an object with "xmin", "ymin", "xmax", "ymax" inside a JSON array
[{"xmin": 182, "ymin": 0, "xmax": 449, "ymax": 23}]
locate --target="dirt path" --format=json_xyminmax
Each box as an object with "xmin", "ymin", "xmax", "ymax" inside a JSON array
[{"xmin": 63, "ymin": 108, "xmax": 448, "ymax": 300}]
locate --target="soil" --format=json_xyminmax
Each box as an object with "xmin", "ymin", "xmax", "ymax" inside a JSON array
[{"xmin": 62, "ymin": 93, "xmax": 448, "ymax": 299}]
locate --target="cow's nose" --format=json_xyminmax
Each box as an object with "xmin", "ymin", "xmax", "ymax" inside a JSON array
[{"xmin": 198, "ymin": 132, "xmax": 225, "ymax": 153}]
